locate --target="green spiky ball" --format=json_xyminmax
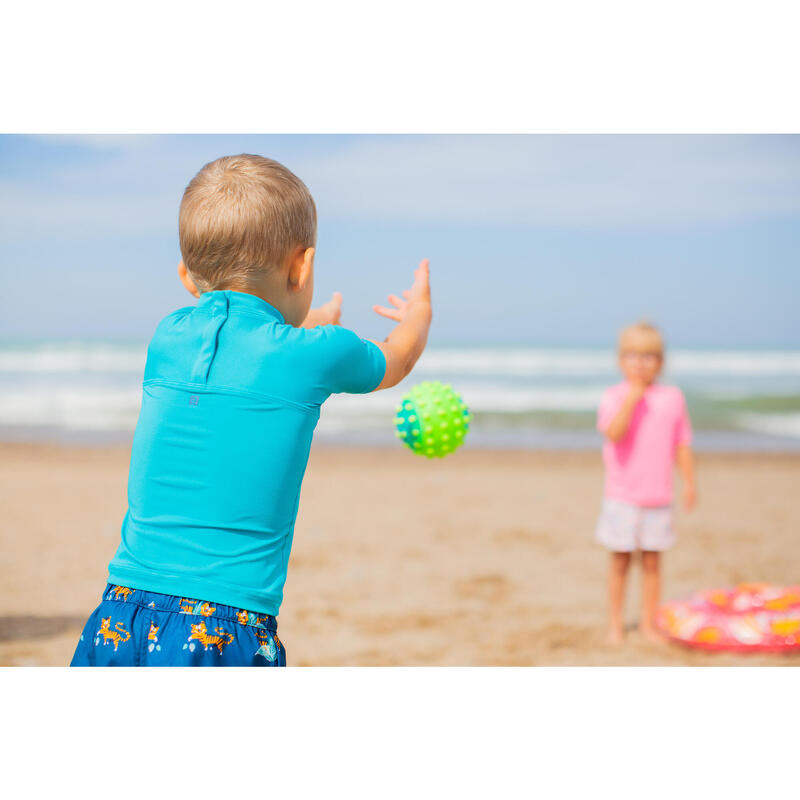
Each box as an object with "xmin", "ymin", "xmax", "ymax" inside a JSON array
[{"xmin": 394, "ymin": 381, "xmax": 470, "ymax": 458}]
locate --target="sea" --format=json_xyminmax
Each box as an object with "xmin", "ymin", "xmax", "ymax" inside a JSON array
[{"xmin": 1, "ymin": 340, "xmax": 800, "ymax": 451}]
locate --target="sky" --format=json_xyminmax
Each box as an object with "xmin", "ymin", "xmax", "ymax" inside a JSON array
[{"xmin": 1, "ymin": 134, "xmax": 798, "ymax": 348}]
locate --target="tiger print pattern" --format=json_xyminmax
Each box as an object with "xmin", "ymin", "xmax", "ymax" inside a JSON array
[
  {"xmin": 72, "ymin": 585, "xmax": 284, "ymax": 666},
  {"xmin": 187, "ymin": 621, "xmax": 235, "ymax": 653},
  {"xmin": 97, "ymin": 617, "xmax": 131, "ymax": 651}
]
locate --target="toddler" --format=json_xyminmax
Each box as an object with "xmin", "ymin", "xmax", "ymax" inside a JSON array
[
  {"xmin": 70, "ymin": 154, "xmax": 432, "ymax": 666},
  {"xmin": 595, "ymin": 322, "xmax": 696, "ymax": 644}
]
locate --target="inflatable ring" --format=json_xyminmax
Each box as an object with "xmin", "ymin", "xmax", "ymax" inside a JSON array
[{"xmin": 658, "ymin": 583, "xmax": 800, "ymax": 653}]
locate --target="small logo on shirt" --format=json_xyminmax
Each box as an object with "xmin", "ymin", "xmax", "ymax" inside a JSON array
[{"xmin": 189, "ymin": 395, "xmax": 199, "ymax": 406}]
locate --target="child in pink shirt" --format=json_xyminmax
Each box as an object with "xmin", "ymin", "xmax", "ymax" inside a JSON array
[{"xmin": 596, "ymin": 321, "xmax": 697, "ymax": 644}]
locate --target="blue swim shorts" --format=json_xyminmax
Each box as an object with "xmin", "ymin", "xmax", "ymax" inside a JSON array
[{"xmin": 70, "ymin": 584, "xmax": 286, "ymax": 667}]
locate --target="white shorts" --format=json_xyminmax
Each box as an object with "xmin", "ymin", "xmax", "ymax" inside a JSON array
[{"xmin": 595, "ymin": 498, "xmax": 675, "ymax": 552}]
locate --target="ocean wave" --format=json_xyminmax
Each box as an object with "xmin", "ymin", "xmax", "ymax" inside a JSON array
[
  {"xmin": 734, "ymin": 412, "xmax": 800, "ymax": 439},
  {"xmin": 0, "ymin": 342, "xmax": 146, "ymax": 374},
  {"xmin": 415, "ymin": 348, "xmax": 800, "ymax": 378},
  {"xmin": 0, "ymin": 387, "xmax": 142, "ymax": 431},
  {"xmin": 0, "ymin": 382, "xmax": 605, "ymax": 432},
  {"xmin": 3, "ymin": 342, "xmax": 800, "ymax": 378},
  {"xmin": 324, "ymin": 383, "xmax": 606, "ymax": 413},
  {"xmin": 1, "ymin": 383, "xmax": 799, "ymax": 445},
  {"xmin": 1, "ymin": 340, "xmax": 799, "ymax": 444}
]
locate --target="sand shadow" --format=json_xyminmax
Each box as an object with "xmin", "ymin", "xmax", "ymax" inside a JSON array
[{"xmin": 0, "ymin": 615, "xmax": 87, "ymax": 642}]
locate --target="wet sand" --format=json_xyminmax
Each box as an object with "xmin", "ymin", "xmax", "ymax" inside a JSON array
[{"xmin": 1, "ymin": 442, "xmax": 799, "ymax": 666}]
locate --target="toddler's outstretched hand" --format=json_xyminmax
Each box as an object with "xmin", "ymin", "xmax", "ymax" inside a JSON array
[
  {"xmin": 373, "ymin": 259, "xmax": 431, "ymax": 323},
  {"xmin": 316, "ymin": 291, "xmax": 342, "ymax": 325},
  {"xmin": 367, "ymin": 259, "xmax": 432, "ymax": 391},
  {"xmin": 300, "ymin": 291, "xmax": 342, "ymax": 328}
]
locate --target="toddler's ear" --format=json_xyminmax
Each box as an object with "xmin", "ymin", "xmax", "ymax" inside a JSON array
[
  {"xmin": 287, "ymin": 247, "xmax": 315, "ymax": 292},
  {"xmin": 178, "ymin": 260, "xmax": 201, "ymax": 298}
]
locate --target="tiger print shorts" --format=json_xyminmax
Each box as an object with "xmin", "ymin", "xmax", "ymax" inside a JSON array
[{"xmin": 69, "ymin": 584, "xmax": 286, "ymax": 667}]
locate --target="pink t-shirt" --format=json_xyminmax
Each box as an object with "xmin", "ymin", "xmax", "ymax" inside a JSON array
[{"xmin": 597, "ymin": 381, "xmax": 692, "ymax": 507}]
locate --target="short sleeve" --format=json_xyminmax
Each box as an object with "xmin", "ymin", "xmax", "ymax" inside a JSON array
[
  {"xmin": 597, "ymin": 387, "xmax": 622, "ymax": 432},
  {"xmin": 318, "ymin": 325, "xmax": 386, "ymax": 395},
  {"xmin": 675, "ymin": 390, "xmax": 693, "ymax": 446}
]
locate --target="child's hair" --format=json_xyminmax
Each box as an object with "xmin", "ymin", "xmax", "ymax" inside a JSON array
[
  {"xmin": 179, "ymin": 154, "xmax": 317, "ymax": 292},
  {"xmin": 618, "ymin": 320, "xmax": 665, "ymax": 355}
]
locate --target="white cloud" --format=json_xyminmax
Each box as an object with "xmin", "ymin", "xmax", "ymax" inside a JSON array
[
  {"xmin": 35, "ymin": 134, "xmax": 157, "ymax": 150},
  {"xmin": 297, "ymin": 135, "xmax": 800, "ymax": 227},
  {"xmin": 1, "ymin": 135, "xmax": 799, "ymax": 243},
  {"xmin": 0, "ymin": 136, "xmax": 195, "ymax": 239}
]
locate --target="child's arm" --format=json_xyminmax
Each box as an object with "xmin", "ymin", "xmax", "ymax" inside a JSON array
[
  {"xmin": 368, "ymin": 259, "xmax": 432, "ymax": 390},
  {"xmin": 676, "ymin": 443, "xmax": 697, "ymax": 510},
  {"xmin": 300, "ymin": 292, "xmax": 342, "ymax": 328},
  {"xmin": 602, "ymin": 381, "xmax": 646, "ymax": 442}
]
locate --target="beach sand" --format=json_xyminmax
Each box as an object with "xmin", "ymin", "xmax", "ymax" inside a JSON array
[{"xmin": 1, "ymin": 441, "xmax": 799, "ymax": 666}]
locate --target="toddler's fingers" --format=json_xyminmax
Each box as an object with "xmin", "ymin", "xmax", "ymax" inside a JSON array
[
  {"xmin": 373, "ymin": 304, "xmax": 402, "ymax": 322},
  {"xmin": 402, "ymin": 290, "xmax": 411, "ymax": 299},
  {"xmin": 387, "ymin": 294, "xmax": 406, "ymax": 309},
  {"xmin": 413, "ymin": 258, "xmax": 431, "ymax": 293}
]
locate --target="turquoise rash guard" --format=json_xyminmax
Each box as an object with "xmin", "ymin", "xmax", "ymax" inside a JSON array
[{"xmin": 107, "ymin": 290, "xmax": 386, "ymax": 616}]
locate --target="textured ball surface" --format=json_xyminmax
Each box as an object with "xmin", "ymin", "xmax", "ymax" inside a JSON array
[{"xmin": 394, "ymin": 381, "xmax": 470, "ymax": 458}]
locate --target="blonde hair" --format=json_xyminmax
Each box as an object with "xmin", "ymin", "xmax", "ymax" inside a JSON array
[
  {"xmin": 618, "ymin": 320, "xmax": 665, "ymax": 355},
  {"xmin": 179, "ymin": 154, "xmax": 317, "ymax": 292}
]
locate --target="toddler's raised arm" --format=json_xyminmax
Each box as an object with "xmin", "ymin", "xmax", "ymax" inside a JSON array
[
  {"xmin": 368, "ymin": 259, "xmax": 433, "ymax": 390},
  {"xmin": 600, "ymin": 382, "xmax": 646, "ymax": 442}
]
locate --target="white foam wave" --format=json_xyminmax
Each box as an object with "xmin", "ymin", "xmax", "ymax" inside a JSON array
[
  {"xmin": 1, "ymin": 340, "xmax": 799, "ymax": 438},
  {"xmin": 323, "ymin": 383, "xmax": 605, "ymax": 414},
  {"xmin": 0, "ymin": 342, "xmax": 146, "ymax": 374},
  {"xmin": 0, "ymin": 387, "xmax": 142, "ymax": 431},
  {"xmin": 415, "ymin": 349, "xmax": 614, "ymax": 377},
  {"xmin": 416, "ymin": 348, "xmax": 800, "ymax": 378},
  {"xmin": 735, "ymin": 412, "xmax": 800, "ymax": 439},
  {"xmin": 668, "ymin": 351, "xmax": 800, "ymax": 376},
  {"xmin": 0, "ymin": 381, "xmax": 604, "ymax": 433},
  {"xmin": 3, "ymin": 343, "xmax": 800, "ymax": 378}
]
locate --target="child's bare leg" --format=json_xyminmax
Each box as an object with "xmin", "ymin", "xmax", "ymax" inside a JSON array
[
  {"xmin": 607, "ymin": 552, "xmax": 631, "ymax": 644},
  {"xmin": 640, "ymin": 551, "xmax": 664, "ymax": 642}
]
